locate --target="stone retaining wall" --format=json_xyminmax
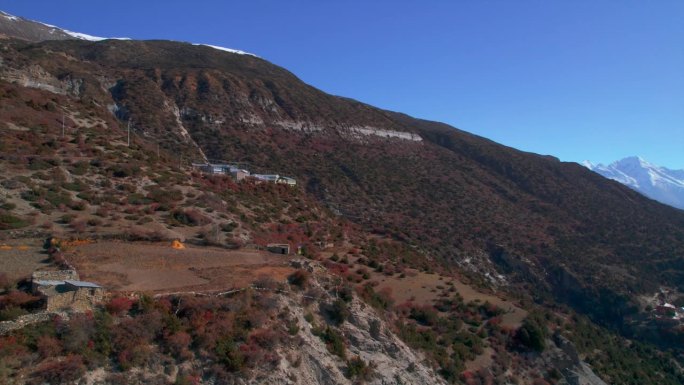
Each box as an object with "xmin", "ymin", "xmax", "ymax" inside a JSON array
[
  {"xmin": 0, "ymin": 311, "xmax": 69, "ymax": 335},
  {"xmin": 32, "ymin": 269, "xmax": 79, "ymax": 281}
]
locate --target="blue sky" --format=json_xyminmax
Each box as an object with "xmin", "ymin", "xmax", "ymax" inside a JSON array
[{"xmin": 2, "ymin": 1, "xmax": 682, "ymax": 168}]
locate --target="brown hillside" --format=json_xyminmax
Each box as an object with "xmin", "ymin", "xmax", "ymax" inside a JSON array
[{"xmin": 2, "ymin": 38, "xmax": 684, "ymax": 331}]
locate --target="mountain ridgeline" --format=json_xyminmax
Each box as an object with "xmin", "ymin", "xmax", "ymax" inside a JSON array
[{"xmin": 2, "ymin": 36, "xmax": 684, "ymax": 331}]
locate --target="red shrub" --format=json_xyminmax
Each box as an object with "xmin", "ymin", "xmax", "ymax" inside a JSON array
[
  {"xmin": 165, "ymin": 331, "xmax": 192, "ymax": 359},
  {"xmin": 0, "ymin": 335, "xmax": 29, "ymax": 358},
  {"xmin": 325, "ymin": 261, "xmax": 350, "ymax": 275},
  {"xmin": 33, "ymin": 354, "xmax": 85, "ymax": 383},
  {"xmin": 0, "ymin": 290, "xmax": 39, "ymax": 309},
  {"xmin": 116, "ymin": 345, "xmax": 152, "ymax": 370},
  {"xmin": 106, "ymin": 297, "xmax": 133, "ymax": 315},
  {"xmin": 249, "ymin": 328, "xmax": 279, "ymax": 349},
  {"xmin": 239, "ymin": 341, "xmax": 265, "ymax": 368},
  {"xmin": 167, "ymin": 331, "xmax": 192, "ymax": 348},
  {"xmin": 189, "ymin": 309, "xmax": 214, "ymax": 334},
  {"xmin": 36, "ymin": 335, "xmax": 63, "ymax": 359}
]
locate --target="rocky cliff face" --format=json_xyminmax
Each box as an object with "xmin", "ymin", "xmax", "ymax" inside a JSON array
[
  {"xmin": 545, "ymin": 334, "xmax": 607, "ymax": 385},
  {"xmin": 261, "ymin": 295, "xmax": 446, "ymax": 385}
]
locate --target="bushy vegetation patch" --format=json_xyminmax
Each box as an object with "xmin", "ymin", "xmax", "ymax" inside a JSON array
[{"xmin": 0, "ymin": 292, "xmax": 294, "ymax": 383}]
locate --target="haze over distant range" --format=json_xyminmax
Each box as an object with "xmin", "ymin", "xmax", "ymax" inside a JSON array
[{"xmin": 0, "ymin": 1, "xmax": 681, "ymax": 169}]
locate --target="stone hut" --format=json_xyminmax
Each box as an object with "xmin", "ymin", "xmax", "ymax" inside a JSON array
[
  {"xmin": 266, "ymin": 243, "xmax": 290, "ymax": 255},
  {"xmin": 32, "ymin": 270, "xmax": 104, "ymax": 312}
]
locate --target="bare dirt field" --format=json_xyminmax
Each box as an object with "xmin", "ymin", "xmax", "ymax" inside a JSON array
[
  {"xmin": 65, "ymin": 241, "xmax": 294, "ymax": 293},
  {"xmin": 0, "ymin": 238, "xmax": 52, "ymax": 281}
]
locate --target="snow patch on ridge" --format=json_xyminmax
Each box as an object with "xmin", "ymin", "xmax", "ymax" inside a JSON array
[
  {"xmin": 1, "ymin": 11, "xmax": 18, "ymax": 21},
  {"xmin": 62, "ymin": 30, "xmax": 106, "ymax": 41},
  {"xmin": 60, "ymin": 28, "xmax": 130, "ymax": 41},
  {"xmin": 2, "ymin": 9, "xmax": 131, "ymax": 41},
  {"xmin": 193, "ymin": 44, "xmax": 258, "ymax": 57}
]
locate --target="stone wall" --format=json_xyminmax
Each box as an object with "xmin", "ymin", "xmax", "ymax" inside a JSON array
[
  {"xmin": 0, "ymin": 311, "xmax": 69, "ymax": 335},
  {"xmin": 32, "ymin": 270, "xmax": 79, "ymax": 281},
  {"xmin": 46, "ymin": 287, "xmax": 104, "ymax": 312}
]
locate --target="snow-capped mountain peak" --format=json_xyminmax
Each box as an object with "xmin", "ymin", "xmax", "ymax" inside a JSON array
[{"xmin": 584, "ymin": 156, "xmax": 684, "ymax": 210}]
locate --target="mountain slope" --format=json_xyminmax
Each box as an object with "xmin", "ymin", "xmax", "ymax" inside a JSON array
[
  {"xmin": 2, "ymin": 17, "xmax": 684, "ymax": 335},
  {"xmin": 585, "ymin": 156, "xmax": 684, "ymax": 210}
]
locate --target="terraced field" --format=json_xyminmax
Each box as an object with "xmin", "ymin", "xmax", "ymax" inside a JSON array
[{"xmin": 65, "ymin": 241, "xmax": 294, "ymax": 292}]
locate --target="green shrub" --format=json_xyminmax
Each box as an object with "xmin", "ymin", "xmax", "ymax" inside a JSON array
[
  {"xmin": 287, "ymin": 320, "xmax": 299, "ymax": 335},
  {"xmin": 45, "ymin": 190, "xmax": 72, "ymax": 207},
  {"xmin": 321, "ymin": 327, "xmax": 346, "ymax": 359},
  {"xmin": 517, "ymin": 314, "xmax": 547, "ymax": 351},
  {"xmin": 215, "ymin": 337, "xmax": 245, "ymax": 372},
  {"xmin": 327, "ymin": 299, "xmax": 350, "ymax": 325},
  {"xmin": 0, "ymin": 202, "xmax": 16, "ymax": 210},
  {"xmin": 409, "ymin": 306, "xmax": 440, "ymax": 326},
  {"xmin": 0, "ymin": 306, "xmax": 28, "ymax": 321},
  {"xmin": 0, "ymin": 213, "xmax": 28, "ymax": 230},
  {"xmin": 346, "ymin": 356, "xmax": 372, "ymax": 379},
  {"xmin": 70, "ymin": 161, "xmax": 89, "ymax": 175},
  {"xmin": 220, "ymin": 222, "xmax": 238, "ymax": 232},
  {"xmin": 147, "ymin": 188, "xmax": 183, "ymax": 206},
  {"xmin": 62, "ymin": 181, "xmax": 87, "ymax": 192},
  {"xmin": 304, "ymin": 312, "xmax": 314, "ymax": 324},
  {"xmin": 288, "ymin": 270, "xmax": 310, "ymax": 288},
  {"xmin": 20, "ymin": 189, "xmax": 41, "ymax": 202},
  {"xmin": 169, "ymin": 209, "xmax": 209, "ymax": 226},
  {"xmin": 358, "ymin": 284, "xmax": 394, "ymax": 310}
]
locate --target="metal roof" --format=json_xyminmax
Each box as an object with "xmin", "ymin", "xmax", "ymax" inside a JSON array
[{"xmin": 64, "ymin": 280, "xmax": 102, "ymax": 288}]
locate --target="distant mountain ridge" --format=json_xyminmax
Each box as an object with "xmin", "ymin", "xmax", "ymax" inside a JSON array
[
  {"xmin": 584, "ymin": 156, "xmax": 684, "ymax": 210},
  {"xmin": 0, "ymin": 10, "xmax": 255, "ymax": 56}
]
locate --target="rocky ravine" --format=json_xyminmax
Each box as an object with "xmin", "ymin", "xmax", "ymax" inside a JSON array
[{"xmin": 265, "ymin": 295, "xmax": 445, "ymax": 385}]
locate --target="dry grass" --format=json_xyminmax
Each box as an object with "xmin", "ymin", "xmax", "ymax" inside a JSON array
[
  {"xmin": 0, "ymin": 238, "xmax": 52, "ymax": 281},
  {"xmin": 376, "ymin": 270, "xmax": 527, "ymax": 328}
]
